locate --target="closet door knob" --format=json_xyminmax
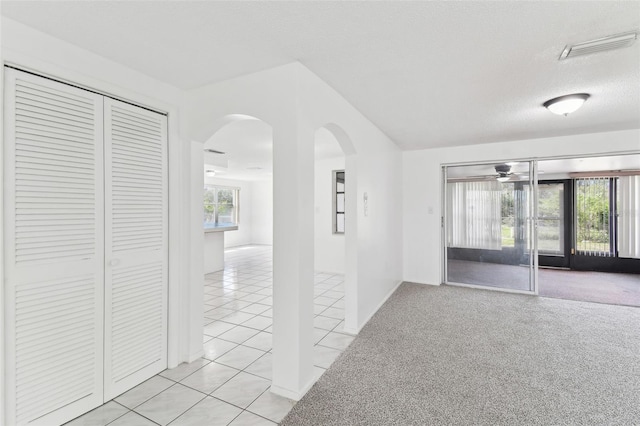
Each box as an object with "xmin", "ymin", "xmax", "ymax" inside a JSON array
[{"xmin": 110, "ymin": 259, "xmax": 121, "ymax": 267}]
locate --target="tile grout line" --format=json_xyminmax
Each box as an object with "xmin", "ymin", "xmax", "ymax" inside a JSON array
[{"xmin": 162, "ymin": 390, "xmax": 208, "ymax": 426}]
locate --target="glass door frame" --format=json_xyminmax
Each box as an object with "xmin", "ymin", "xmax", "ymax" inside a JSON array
[
  {"xmin": 442, "ymin": 160, "xmax": 539, "ymax": 295},
  {"xmin": 537, "ymin": 179, "xmax": 573, "ymax": 269}
]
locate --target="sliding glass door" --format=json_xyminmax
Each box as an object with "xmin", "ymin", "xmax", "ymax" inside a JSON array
[
  {"xmin": 537, "ymin": 176, "xmax": 636, "ymax": 270},
  {"xmin": 570, "ymin": 175, "xmax": 640, "ymax": 272},
  {"xmin": 444, "ymin": 161, "xmax": 537, "ymax": 293},
  {"xmin": 443, "ymin": 154, "xmax": 639, "ymax": 302}
]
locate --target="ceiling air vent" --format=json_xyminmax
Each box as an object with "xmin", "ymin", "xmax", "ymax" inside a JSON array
[
  {"xmin": 559, "ymin": 31, "xmax": 637, "ymax": 60},
  {"xmin": 205, "ymin": 149, "xmax": 225, "ymax": 154}
]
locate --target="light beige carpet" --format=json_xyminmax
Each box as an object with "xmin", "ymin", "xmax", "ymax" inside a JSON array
[{"xmin": 282, "ymin": 283, "xmax": 640, "ymax": 425}]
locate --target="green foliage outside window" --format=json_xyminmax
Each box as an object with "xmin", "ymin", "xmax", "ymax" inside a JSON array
[
  {"xmin": 204, "ymin": 190, "xmax": 216, "ymax": 214},
  {"xmin": 501, "ymin": 186, "xmax": 515, "ymax": 247},
  {"xmin": 496, "ymin": 178, "xmax": 614, "ymax": 253},
  {"xmin": 576, "ymin": 179, "xmax": 610, "ymax": 252},
  {"xmin": 204, "ymin": 186, "xmax": 238, "ymax": 229}
]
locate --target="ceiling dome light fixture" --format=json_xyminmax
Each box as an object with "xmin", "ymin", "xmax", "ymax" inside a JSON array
[{"xmin": 543, "ymin": 93, "xmax": 590, "ymax": 116}]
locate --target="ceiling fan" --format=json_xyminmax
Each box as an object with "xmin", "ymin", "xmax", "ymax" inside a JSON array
[
  {"xmin": 447, "ymin": 163, "xmax": 537, "ymax": 183},
  {"xmin": 494, "ymin": 164, "xmax": 518, "ymax": 182},
  {"xmin": 447, "ymin": 162, "xmax": 545, "ymax": 183},
  {"xmin": 493, "ymin": 163, "xmax": 547, "ymax": 181}
]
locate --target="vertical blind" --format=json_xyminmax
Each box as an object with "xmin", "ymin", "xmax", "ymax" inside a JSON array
[
  {"xmin": 447, "ymin": 181, "xmax": 502, "ymax": 250},
  {"xmin": 618, "ymin": 175, "xmax": 640, "ymax": 259}
]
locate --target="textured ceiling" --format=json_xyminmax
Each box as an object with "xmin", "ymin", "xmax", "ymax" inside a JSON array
[{"xmin": 2, "ymin": 1, "xmax": 639, "ymax": 150}]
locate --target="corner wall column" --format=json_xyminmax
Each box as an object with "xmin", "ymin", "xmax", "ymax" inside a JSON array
[
  {"xmin": 186, "ymin": 141, "xmax": 205, "ymax": 361},
  {"xmin": 271, "ymin": 121, "xmax": 315, "ymax": 400},
  {"xmin": 343, "ymin": 154, "xmax": 359, "ymax": 334}
]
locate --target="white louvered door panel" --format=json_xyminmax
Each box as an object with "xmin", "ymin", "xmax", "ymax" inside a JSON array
[
  {"xmin": 103, "ymin": 98, "xmax": 168, "ymax": 399},
  {"xmin": 4, "ymin": 68, "xmax": 105, "ymax": 425}
]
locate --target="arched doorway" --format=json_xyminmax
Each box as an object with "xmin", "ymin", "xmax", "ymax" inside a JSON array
[{"xmin": 314, "ymin": 124, "xmax": 358, "ymax": 336}]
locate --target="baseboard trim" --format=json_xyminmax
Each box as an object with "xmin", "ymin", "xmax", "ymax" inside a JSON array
[
  {"xmin": 187, "ymin": 350, "xmax": 204, "ymax": 363},
  {"xmin": 315, "ymin": 269, "xmax": 346, "ymax": 275},
  {"xmin": 270, "ymin": 377, "xmax": 315, "ymax": 401},
  {"xmin": 343, "ymin": 280, "xmax": 403, "ymax": 335},
  {"xmin": 403, "ymin": 280, "xmax": 440, "ymax": 286}
]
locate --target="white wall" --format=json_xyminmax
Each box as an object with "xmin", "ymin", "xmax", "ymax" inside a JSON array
[
  {"xmin": 315, "ymin": 157, "xmax": 345, "ymax": 274},
  {"xmin": 187, "ymin": 62, "xmax": 403, "ymax": 399},
  {"xmin": 204, "ymin": 177, "xmax": 253, "ymax": 248},
  {"xmin": 403, "ymin": 129, "xmax": 640, "ymax": 286},
  {"xmin": 0, "ymin": 8, "xmax": 5, "ymax": 423},
  {"xmin": 189, "ymin": 143, "xmax": 205, "ymax": 362},
  {"xmin": 1, "ymin": 18, "xmax": 200, "ymax": 369},
  {"xmin": 188, "ymin": 63, "xmax": 404, "ymax": 332},
  {"xmin": 298, "ymin": 64, "xmax": 404, "ymax": 332},
  {"xmin": 250, "ymin": 180, "xmax": 273, "ymax": 245}
]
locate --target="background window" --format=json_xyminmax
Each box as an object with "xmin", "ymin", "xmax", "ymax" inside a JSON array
[
  {"xmin": 575, "ymin": 177, "xmax": 613, "ymax": 255},
  {"xmin": 204, "ymin": 186, "xmax": 239, "ymax": 229},
  {"xmin": 334, "ymin": 171, "xmax": 345, "ymax": 234}
]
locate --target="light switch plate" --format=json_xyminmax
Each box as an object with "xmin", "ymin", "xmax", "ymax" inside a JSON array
[{"xmin": 363, "ymin": 192, "xmax": 368, "ymax": 217}]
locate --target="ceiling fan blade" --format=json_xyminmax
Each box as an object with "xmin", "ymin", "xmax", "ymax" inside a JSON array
[{"xmin": 447, "ymin": 175, "xmax": 497, "ymax": 182}]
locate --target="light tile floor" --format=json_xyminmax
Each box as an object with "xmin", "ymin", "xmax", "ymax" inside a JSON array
[{"xmin": 66, "ymin": 245, "xmax": 352, "ymax": 425}]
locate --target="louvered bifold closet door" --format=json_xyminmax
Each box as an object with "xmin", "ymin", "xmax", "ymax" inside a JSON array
[
  {"xmin": 4, "ymin": 68, "xmax": 105, "ymax": 425},
  {"xmin": 103, "ymin": 98, "xmax": 168, "ymax": 399}
]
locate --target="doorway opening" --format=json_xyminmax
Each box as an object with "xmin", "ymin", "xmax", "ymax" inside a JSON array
[
  {"xmin": 311, "ymin": 127, "xmax": 353, "ymax": 379},
  {"xmin": 202, "ymin": 116, "xmax": 273, "ymax": 276},
  {"xmin": 443, "ymin": 154, "xmax": 640, "ymax": 307},
  {"xmin": 537, "ymin": 154, "xmax": 640, "ymax": 306}
]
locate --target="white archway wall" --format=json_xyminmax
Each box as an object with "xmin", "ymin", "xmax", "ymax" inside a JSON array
[
  {"xmin": 298, "ymin": 64, "xmax": 403, "ymax": 331},
  {"xmin": 187, "ymin": 63, "xmax": 403, "ymax": 398},
  {"xmin": 313, "ymin": 125, "xmax": 358, "ymax": 333},
  {"xmin": 188, "ymin": 63, "xmax": 404, "ymax": 333},
  {"xmin": 189, "ymin": 70, "xmax": 317, "ymax": 398},
  {"xmin": 198, "ymin": 119, "xmax": 350, "ymax": 270}
]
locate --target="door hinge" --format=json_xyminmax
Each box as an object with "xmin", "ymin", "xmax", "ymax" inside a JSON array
[{"xmin": 571, "ymin": 248, "xmax": 575, "ymax": 255}]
